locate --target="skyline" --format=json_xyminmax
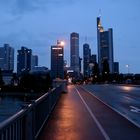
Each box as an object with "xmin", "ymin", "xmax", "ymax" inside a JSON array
[{"xmin": 0, "ymin": 0, "xmax": 140, "ymax": 73}]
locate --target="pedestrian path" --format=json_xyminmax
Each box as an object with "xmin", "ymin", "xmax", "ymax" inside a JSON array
[{"xmin": 38, "ymin": 85, "xmax": 105, "ymax": 140}]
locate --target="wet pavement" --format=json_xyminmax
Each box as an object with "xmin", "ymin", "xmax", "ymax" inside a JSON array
[
  {"xmin": 76, "ymin": 85, "xmax": 140, "ymax": 140},
  {"xmin": 83, "ymin": 84, "xmax": 140, "ymax": 127},
  {"xmin": 38, "ymin": 84, "xmax": 140, "ymax": 140},
  {"xmin": 38, "ymin": 85, "xmax": 105, "ymax": 140}
]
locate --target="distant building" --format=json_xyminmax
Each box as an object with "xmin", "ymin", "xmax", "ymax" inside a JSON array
[
  {"xmin": 51, "ymin": 41, "xmax": 64, "ymax": 79},
  {"xmin": 83, "ymin": 43, "xmax": 91, "ymax": 78},
  {"xmin": 1, "ymin": 70, "xmax": 13, "ymax": 85},
  {"xmin": 79, "ymin": 57, "xmax": 82, "ymax": 73},
  {"xmin": 90, "ymin": 54, "xmax": 97, "ymax": 64},
  {"xmin": 30, "ymin": 66, "xmax": 49, "ymax": 73},
  {"xmin": 17, "ymin": 47, "xmax": 32, "ymax": 75},
  {"xmin": 114, "ymin": 62, "xmax": 119, "ymax": 74},
  {"xmin": 70, "ymin": 32, "xmax": 80, "ymax": 76},
  {"xmin": 64, "ymin": 60, "xmax": 68, "ymax": 68},
  {"xmin": 64, "ymin": 60, "xmax": 68, "ymax": 72},
  {"xmin": 0, "ymin": 44, "xmax": 14, "ymax": 71},
  {"xmin": 89, "ymin": 54, "xmax": 97, "ymax": 77},
  {"xmin": 31, "ymin": 55, "xmax": 38, "ymax": 70},
  {"xmin": 97, "ymin": 17, "xmax": 114, "ymax": 73}
]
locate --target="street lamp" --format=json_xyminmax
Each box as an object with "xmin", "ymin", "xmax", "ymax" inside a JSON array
[
  {"xmin": 57, "ymin": 40, "xmax": 65, "ymax": 47},
  {"xmin": 60, "ymin": 41, "xmax": 65, "ymax": 46},
  {"xmin": 89, "ymin": 63, "xmax": 94, "ymax": 78},
  {"xmin": 125, "ymin": 64, "xmax": 129, "ymax": 74}
]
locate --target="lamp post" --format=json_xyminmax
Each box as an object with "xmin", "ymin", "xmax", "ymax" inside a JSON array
[
  {"xmin": 89, "ymin": 63, "xmax": 94, "ymax": 79},
  {"xmin": 125, "ymin": 64, "xmax": 129, "ymax": 74}
]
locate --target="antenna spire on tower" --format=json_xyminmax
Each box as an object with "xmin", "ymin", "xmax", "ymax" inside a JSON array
[{"xmin": 99, "ymin": 9, "xmax": 102, "ymax": 18}]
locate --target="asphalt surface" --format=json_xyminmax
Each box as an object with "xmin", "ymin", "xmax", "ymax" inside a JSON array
[
  {"xmin": 39, "ymin": 84, "xmax": 140, "ymax": 140},
  {"xmin": 39, "ymin": 85, "xmax": 106, "ymax": 140},
  {"xmin": 83, "ymin": 84, "xmax": 140, "ymax": 127}
]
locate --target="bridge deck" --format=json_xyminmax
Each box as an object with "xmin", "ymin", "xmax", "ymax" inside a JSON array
[{"xmin": 38, "ymin": 85, "xmax": 105, "ymax": 140}]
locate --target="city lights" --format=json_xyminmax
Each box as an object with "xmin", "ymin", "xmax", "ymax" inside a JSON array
[
  {"xmin": 57, "ymin": 40, "xmax": 65, "ymax": 46},
  {"xmin": 60, "ymin": 41, "xmax": 65, "ymax": 46},
  {"xmin": 126, "ymin": 64, "xmax": 130, "ymax": 73}
]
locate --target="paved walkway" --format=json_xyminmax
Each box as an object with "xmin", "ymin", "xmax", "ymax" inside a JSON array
[{"xmin": 38, "ymin": 85, "xmax": 105, "ymax": 140}]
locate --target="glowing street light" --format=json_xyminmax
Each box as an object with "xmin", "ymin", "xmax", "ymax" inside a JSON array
[
  {"xmin": 57, "ymin": 40, "xmax": 65, "ymax": 47},
  {"xmin": 125, "ymin": 64, "xmax": 129, "ymax": 74},
  {"xmin": 60, "ymin": 41, "xmax": 65, "ymax": 46}
]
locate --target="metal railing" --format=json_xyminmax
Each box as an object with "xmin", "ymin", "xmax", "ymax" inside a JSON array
[{"xmin": 0, "ymin": 85, "xmax": 63, "ymax": 140}]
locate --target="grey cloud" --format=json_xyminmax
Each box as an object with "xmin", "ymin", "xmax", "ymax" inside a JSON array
[
  {"xmin": 11, "ymin": 0, "xmax": 47, "ymax": 15},
  {"xmin": 0, "ymin": 0, "xmax": 76, "ymax": 16}
]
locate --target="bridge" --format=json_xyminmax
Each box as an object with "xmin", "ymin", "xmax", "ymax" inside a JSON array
[{"xmin": 0, "ymin": 84, "xmax": 140, "ymax": 140}]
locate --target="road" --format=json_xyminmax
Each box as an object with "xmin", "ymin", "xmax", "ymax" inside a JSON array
[
  {"xmin": 39, "ymin": 84, "xmax": 140, "ymax": 140},
  {"xmin": 75, "ymin": 84, "xmax": 140, "ymax": 139},
  {"xmin": 82, "ymin": 84, "xmax": 140, "ymax": 127}
]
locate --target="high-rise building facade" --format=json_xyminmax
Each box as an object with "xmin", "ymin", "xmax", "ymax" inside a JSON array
[
  {"xmin": 31, "ymin": 55, "xmax": 38, "ymax": 70},
  {"xmin": 83, "ymin": 43, "xmax": 91, "ymax": 78},
  {"xmin": 97, "ymin": 17, "xmax": 114, "ymax": 73},
  {"xmin": 51, "ymin": 41, "xmax": 64, "ymax": 79},
  {"xmin": 70, "ymin": 32, "xmax": 80, "ymax": 76},
  {"xmin": 79, "ymin": 57, "xmax": 82, "ymax": 73},
  {"xmin": 90, "ymin": 54, "xmax": 97, "ymax": 64},
  {"xmin": 0, "ymin": 44, "xmax": 14, "ymax": 71},
  {"xmin": 114, "ymin": 62, "xmax": 119, "ymax": 74},
  {"xmin": 17, "ymin": 47, "xmax": 32, "ymax": 75}
]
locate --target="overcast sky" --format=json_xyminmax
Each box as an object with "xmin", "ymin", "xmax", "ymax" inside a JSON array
[{"xmin": 0, "ymin": 0, "xmax": 140, "ymax": 73}]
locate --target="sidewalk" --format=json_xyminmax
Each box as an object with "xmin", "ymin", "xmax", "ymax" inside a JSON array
[{"xmin": 38, "ymin": 85, "xmax": 104, "ymax": 140}]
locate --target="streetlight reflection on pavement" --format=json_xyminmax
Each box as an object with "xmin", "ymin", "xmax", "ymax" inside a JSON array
[{"xmin": 121, "ymin": 86, "xmax": 134, "ymax": 91}]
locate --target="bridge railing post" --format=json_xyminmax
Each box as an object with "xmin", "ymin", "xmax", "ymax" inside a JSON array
[{"xmin": 21, "ymin": 104, "xmax": 35, "ymax": 140}]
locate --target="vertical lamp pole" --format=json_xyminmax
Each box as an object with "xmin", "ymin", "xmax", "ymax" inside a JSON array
[{"xmin": 126, "ymin": 64, "xmax": 129, "ymax": 74}]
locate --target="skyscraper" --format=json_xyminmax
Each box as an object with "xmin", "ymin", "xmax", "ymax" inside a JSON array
[
  {"xmin": 79, "ymin": 57, "xmax": 82, "ymax": 73},
  {"xmin": 83, "ymin": 43, "xmax": 91, "ymax": 78},
  {"xmin": 0, "ymin": 44, "xmax": 14, "ymax": 71},
  {"xmin": 17, "ymin": 47, "xmax": 32, "ymax": 75},
  {"xmin": 70, "ymin": 32, "xmax": 80, "ymax": 76},
  {"xmin": 31, "ymin": 55, "xmax": 38, "ymax": 70},
  {"xmin": 51, "ymin": 41, "xmax": 64, "ymax": 79},
  {"xmin": 114, "ymin": 62, "xmax": 119, "ymax": 74},
  {"xmin": 90, "ymin": 54, "xmax": 97, "ymax": 64},
  {"xmin": 97, "ymin": 17, "xmax": 114, "ymax": 73}
]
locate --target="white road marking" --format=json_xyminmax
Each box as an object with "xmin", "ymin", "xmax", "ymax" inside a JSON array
[
  {"xmin": 75, "ymin": 86, "xmax": 110, "ymax": 140},
  {"xmin": 81, "ymin": 86, "xmax": 140, "ymax": 128},
  {"xmin": 130, "ymin": 106, "xmax": 140, "ymax": 113}
]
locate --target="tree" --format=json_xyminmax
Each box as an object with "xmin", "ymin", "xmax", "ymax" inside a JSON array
[
  {"xmin": 11, "ymin": 73, "xmax": 19, "ymax": 86},
  {"xmin": 102, "ymin": 60, "xmax": 110, "ymax": 81},
  {"xmin": 19, "ymin": 72, "xmax": 52, "ymax": 93},
  {"xmin": 0, "ymin": 68, "xmax": 4, "ymax": 87},
  {"xmin": 45, "ymin": 73, "xmax": 52, "ymax": 89},
  {"xmin": 92, "ymin": 62, "xmax": 99, "ymax": 83},
  {"xmin": 19, "ymin": 73, "xmax": 36, "ymax": 92}
]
